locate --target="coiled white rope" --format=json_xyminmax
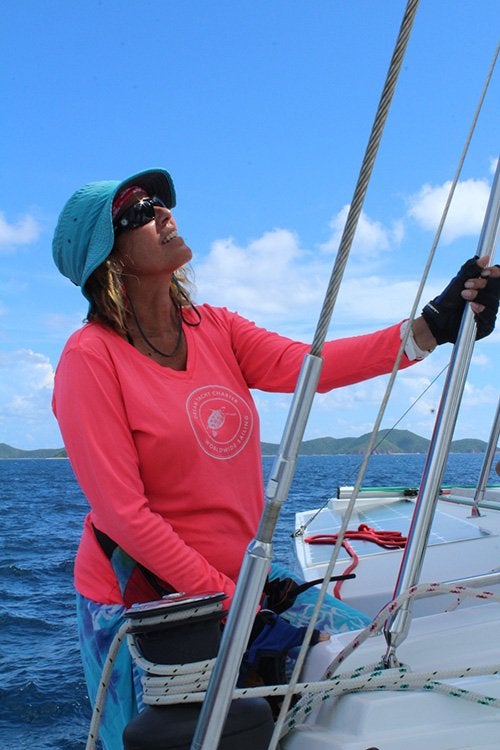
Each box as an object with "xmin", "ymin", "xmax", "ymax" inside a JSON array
[
  {"xmin": 147, "ymin": 660, "xmax": 500, "ymax": 709},
  {"xmin": 128, "ymin": 635, "xmax": 216, "ymax": 700},
  {"xmin": 85, "ymin": 599, "xmax": 223, "ymax": 750},
  {"xmin": 85, "ymin": 583, "xmax": 500, "ymax": 750},
  {"xmin": 127, "ymin": 583, "xmax": 500, "ymax": 704}
]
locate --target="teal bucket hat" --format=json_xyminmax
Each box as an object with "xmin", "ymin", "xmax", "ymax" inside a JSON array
[{"xmin": 52, "ymin": 168, "xmax": 176, "ymax": 300}]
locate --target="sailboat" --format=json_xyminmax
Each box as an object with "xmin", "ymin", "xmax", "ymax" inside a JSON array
[
  {"xmin": 85, "ymin": 2, "xmax": 500, "ymax": 748},
  {"xmin": 287, "ymin": 408, "xmax": 500, "ymax": 749},
  {"xmin": 293, "ymin": 402, "xmax": 500, "ymax": 620}
]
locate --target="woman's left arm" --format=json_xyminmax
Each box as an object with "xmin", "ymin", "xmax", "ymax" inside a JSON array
[
  {"xmin": 228, "ymin": 258, "xmax": 499, "ymax": 395},
  {"xmin": 229, "ymin": 312, "xmax": 413, "ymax": 394}
]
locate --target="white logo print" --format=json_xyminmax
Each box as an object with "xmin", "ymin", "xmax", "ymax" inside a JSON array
[{"xmin": 186, "ymin": 386, "xmax": 254, "ymax": 459}]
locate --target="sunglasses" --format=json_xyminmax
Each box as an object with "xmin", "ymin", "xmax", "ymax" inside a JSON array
[{"xmin": 113, "ymin": 196, "xmax": 167, "ymax": 235}]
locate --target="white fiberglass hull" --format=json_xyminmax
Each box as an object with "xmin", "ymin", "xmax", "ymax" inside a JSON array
[
  {"xmin": 282, "ymin": 603, "xmax": 500, "ymax": 750},
  {"xmin": 294, "ymin": 487, "xmax": 500, "ymax": 618},
  {"xmin": 285, "ymin": 486, "xmax": 500, "ymax": 749}
]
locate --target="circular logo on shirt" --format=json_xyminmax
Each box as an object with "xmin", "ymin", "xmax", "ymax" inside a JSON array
[{"xmin": 186, "ymin": 385, "xmax": 254, "ymax": 459}]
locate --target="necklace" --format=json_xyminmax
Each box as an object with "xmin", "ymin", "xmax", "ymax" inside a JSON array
[{"xmin": 127, "ymin": 297, "xmax": 183, "ymax": 358}]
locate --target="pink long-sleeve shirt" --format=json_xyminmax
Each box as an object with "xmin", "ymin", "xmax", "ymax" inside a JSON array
[{"xmin": 52, "ymin": 305, "xmax": 413, "ymax": 608}]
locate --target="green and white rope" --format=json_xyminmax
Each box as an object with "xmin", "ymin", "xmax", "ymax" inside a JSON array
[
  {"xmin": 142, "ymin": 661, "xmax": 500, "ymax": 708},
  {"xmin": 277, "ymin": 662, "xmax": 500, "ymax": 738},
  {"xmin": 322, "ymin": 581, "xmax": 500, "ymax": 679}
]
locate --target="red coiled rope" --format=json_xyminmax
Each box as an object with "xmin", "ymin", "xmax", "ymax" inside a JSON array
[{"xmin": 305, "ymin": 523, "xmax": 407, "ymax": 598}]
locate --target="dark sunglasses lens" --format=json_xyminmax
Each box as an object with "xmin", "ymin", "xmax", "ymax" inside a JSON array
[
  {"xmin": 115, "ymin": 197, "xmax": 166, "ymax": 233},
  {"xmin": 123, "ymin": 200, "xmax": 155, "ymax": 227},
  {"xmin": 150, "ymin": 196, "xmax": 167, "ymax": 209}
]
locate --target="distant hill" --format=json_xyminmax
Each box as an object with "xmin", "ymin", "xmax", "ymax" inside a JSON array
[
  {"xmin": 0, "ymin": 429, "xmax": 493, "ymax": 459},
  {"xmin": 261, "ymin": 429, "xmax": 491, "ymax": 456},
  {"xmin": 0, "ymin": 443, "xmax": 67, "ymax": 459}
]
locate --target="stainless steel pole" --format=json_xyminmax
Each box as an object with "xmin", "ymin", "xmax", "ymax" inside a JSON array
[
  {"xmin": 472, "ymin": 397, "xmax": 500, "ymax": 514},
  {"xmin": 190, "ymin": 3, "xmax": 420, "ymax": 745},
  {"xmin": 383, "ymin": 158, "xmax": 500, "ymax": 665},
  {"xmin": 189, "ymin": 354, "xmax": 323, "ymax": 749}
]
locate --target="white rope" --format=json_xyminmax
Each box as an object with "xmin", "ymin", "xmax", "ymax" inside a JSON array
[
  {"xmin": 277, "ymin": 663, "xmax": 500, "ymax": 738},
  {"xmin": 322, "ymin": 582, "xmax": 500, "ymax": 678},
  {"xmin": 128, "ymin": 635, "xmax": 217, "ymax": 700},
  {"xmin": 130, "ymin": 584, "xmax": 500, "ymax": 732},
  {"xmin": 139, "ymin": 662, "xmax": 500, "ymax": 705},
  {"xmin": 85, "ymin": 619, "xmax": 130, "ymax": 750},
  {"xmin": 85, "ymin": 599, "xmax": 224, "ymax": 749}
]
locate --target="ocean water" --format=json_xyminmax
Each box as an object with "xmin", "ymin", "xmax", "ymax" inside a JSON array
[{"xmin": 1, "ymin": 453, "xmax": 498, "ymax": 749}]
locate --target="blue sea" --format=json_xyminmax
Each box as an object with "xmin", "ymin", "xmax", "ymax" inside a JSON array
[{"xmin": 1, "ymin": 453, "xmax": 498, "ymax": 749}]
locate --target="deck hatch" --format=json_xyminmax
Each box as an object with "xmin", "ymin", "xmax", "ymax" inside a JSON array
[{"xmin": 301, "ymin": 500, "xmax": 490, "ymax": 566}]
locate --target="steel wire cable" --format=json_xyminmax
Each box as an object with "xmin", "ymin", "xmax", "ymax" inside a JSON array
[{"xmin": 310, "ymin": 0, "xmax": 420, "ymax": 355}]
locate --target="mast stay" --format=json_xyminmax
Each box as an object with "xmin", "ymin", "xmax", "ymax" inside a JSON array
[{"xmin": 191, "ymin": 2, "xmax": 421, "ymax": 748}]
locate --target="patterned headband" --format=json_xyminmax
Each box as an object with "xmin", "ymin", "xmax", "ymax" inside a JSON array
[{"xmin": 111, "ymin": 186, "xmax": 147, "ymax": 220}]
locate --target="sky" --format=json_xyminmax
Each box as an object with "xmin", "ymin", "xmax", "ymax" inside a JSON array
[{"xmin": 0, "ymin": 0, "xmax": 499, "ymax": 451}]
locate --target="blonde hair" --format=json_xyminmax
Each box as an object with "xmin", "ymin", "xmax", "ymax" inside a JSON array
[{"xmin": 85, "ymin": 255, "xmax": 195, "ymax": 335}]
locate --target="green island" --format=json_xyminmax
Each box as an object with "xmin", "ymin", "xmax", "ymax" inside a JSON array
[{"xmin": 1, "ymin": 429, "xmax": 491, "ymax": 458}]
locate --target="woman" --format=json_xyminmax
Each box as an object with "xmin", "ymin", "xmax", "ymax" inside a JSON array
[{"xmin": 52, "ymin": 168, "xmax": 499, "ymax": 749}]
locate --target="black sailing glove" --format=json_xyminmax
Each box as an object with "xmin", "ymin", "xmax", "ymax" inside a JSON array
[{"xmin": 422, "ymin": 256, "xmax": 500, "ymax": 344}]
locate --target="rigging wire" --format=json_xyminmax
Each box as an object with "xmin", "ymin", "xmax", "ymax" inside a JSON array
[
  {"xmin": 310, "ymin": 0, "xmax": 420, "ymax": 355},
  {"xmin": 337, "ymin": 38, "xmax": 499, "ymax": 521},
  {"xmin": 192, "ymin": 3, "xmax": 424, "ymax": 746},
  {"xmin": 270, "ymin": 30, "xmax": 500, "ymax": 750},
  {"xmin": 267, "ymin": 2, "xmax": 422, "ymax": 745},
  {"xmin": 293, "ymin": 362, "xmax": 449, "ymax": 538}
]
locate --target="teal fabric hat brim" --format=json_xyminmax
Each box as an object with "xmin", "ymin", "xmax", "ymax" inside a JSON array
[{"xmin": 52, "ymin": 168, "xmax": 176, "ymax": 300}]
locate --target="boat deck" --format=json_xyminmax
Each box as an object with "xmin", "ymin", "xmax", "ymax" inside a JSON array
[
  {"xmin": 283, "ymin": 602, "xmax": 500, "ymax": 750},
  {"xmin": 294, "ymin": 486, "xmax": 500, "ymax": 618}
]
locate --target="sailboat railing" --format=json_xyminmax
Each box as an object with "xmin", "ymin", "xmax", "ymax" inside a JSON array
[
  {"xmin": 383, "ymin": 157, "xmax": 500, "ymax": 665},
  {"xmin": 472, "ymin": 396, "xmax": 500, "ymax": 513}
]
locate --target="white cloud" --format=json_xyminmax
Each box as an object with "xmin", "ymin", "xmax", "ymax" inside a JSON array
[
  {"xmin": 407, "ymin": 178, "xmax": 490, "ymax": 243},
  {"xmin": 196, "ymin": 228, "xmax": 323, "ymax": 320},
  {"xmin": 319, "ymin": 204, "xmax": 402, "ymax": 259},
  {"xmin": 471, "ymin": 352, "xmax": 490, "ymax": 367},
  {"xmin": 0, "ymin": 348, "xmax": 54, "ymax": 396},
  {"xmin": 0, "ymin": 212, "xmax": 40, "ymax": 248},
  {"xmin": 334, "ymin": 277, "xmax": 420, "ymax": 323},
  {"xmin": 0, "ymin": 349, "xmax": 59, "ymax": 448},
  {"xmin": 194, "ymin": 169, "xmax": 500, "ymax": 347},
  {"xmin": 195, "ymin": 214, "xmax": 414, "ymax": 333},
  {"xmin": 461, "ymin": 381, "xmax": 499, "ymax": 407}
]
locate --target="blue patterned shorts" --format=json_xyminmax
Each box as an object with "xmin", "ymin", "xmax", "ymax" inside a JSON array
[{"xmin": 76, "ymin": 594, "xmax": 143, "ymax": 750}]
